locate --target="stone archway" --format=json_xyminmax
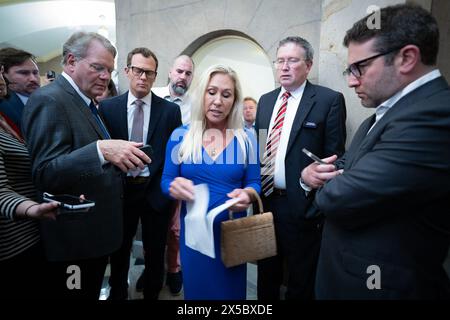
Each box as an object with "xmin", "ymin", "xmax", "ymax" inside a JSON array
[{"xmin": 183, "ymin": 30, "xmax": 275, "ymax": 100}]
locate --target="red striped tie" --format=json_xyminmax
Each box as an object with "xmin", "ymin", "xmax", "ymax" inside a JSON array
[{"xmin": 261, "ymin": 91, "xmax": 291, "ymax": 197}]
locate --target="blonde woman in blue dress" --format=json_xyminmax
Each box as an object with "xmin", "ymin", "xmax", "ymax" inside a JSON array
[{"xmin": 161, "ymin": 65, "xmax": 260, "ymax": 299}]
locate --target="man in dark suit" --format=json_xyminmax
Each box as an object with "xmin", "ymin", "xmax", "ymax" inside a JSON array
[
  {"xmin": 255, "ymin": 36, "xmax": 347, "ymax": 300},
  {"xmin": 22, "ymin": 32, "xmax": 150, "ymax": 299},
  {"xmin": 302, "ymin": 4, "xmax": 450, "ymax": 299},
  {"xmin": 0, "ymin": 47, "xmax": 41, "ymax": 131},
  {"xmin": 99, "ymin": 47, "xmax": 181, "ymax": 300}
]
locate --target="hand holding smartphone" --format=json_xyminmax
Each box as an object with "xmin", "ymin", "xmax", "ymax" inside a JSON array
[
  {"xmin": 43, "ymin": 192, "xmax": 95, "ymax": 211},
  {"xmin": 302, "ymin": 148, "xmax": 327, "ymax": 165},
  {"xmin": 139, "ymin": 145, "xmax": 153, "ymax": 158}
]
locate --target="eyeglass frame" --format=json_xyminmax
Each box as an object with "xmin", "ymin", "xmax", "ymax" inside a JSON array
[
  {"xmin": 81, "ymin": 59, "xmax": 115, "ymax": 76},
  {"xmin": 127, "ymin": 65, "xmax": 157, "ymax": 79},
  {"xmin": 273, "ymin": 57, "xmax": 307, "ymax": 68},
  {"xmin": 342, "ymin": 46, "xmax": 403, "ymax": 78}
]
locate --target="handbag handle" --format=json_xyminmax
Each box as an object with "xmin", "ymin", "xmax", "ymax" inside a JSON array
[{"xmin": 228, "ymin": 187, "xmax": 264, "ymax": 220}]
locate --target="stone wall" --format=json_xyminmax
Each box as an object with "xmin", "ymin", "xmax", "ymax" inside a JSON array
[
  {"xmin": 115, "ymin": 0, "xmax": 322, "ymax": 90},
  {"xmin": 116, "ymin": 0, "xmax": 445, "ymax": 144},
  {"xmin": 318, "ymin": 0, "xmax": 405, "ymax": 144}
]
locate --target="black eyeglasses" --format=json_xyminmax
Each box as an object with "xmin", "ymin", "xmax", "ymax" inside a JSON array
[
  {"xmin": 343, "ymin": 47, "xmax": 402, "ymax": 78},
  {"xmin": 128, "ymin": 65, "xmax": 157, "ymax": 79}
]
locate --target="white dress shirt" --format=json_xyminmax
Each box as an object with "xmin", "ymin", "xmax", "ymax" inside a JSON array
[
  {"xmin": 266, "ymin": 82, "xmax": 306, "ymax": 189},
  {"xmin": 152, "ymin": 85, "xmax": 191, "ymax": 125}
]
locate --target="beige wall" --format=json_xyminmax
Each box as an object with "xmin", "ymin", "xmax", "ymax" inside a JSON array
[
  {"xmin": 37, "ymin": 55, "xmax": 62, "ymax": 75},
  {"xmin": 318, "ymin": 0, "xmax": 405, "ymax": 144},
  {"xmin": 432, "ymin": 0, "xmax": 450, "ymax": 81},
  {"xmin": 116, "ymin": 0, "xmax": 445, "ymax": 144},
  {"xmin": 115, "ymin": 0, "xmax": 322, "ymax": 93}
]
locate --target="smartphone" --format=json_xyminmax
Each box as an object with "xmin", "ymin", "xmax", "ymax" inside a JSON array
[
  {"xmin": 140, "ymin": 145, "xmax": 154, "ymax": 158},
  {"xmin": 43, "ymin": 192, "xmax": 95, "ymax": 210},
  {"xmin": 302, "ymin": 148, "xmax": 327, "ymax": 165}
]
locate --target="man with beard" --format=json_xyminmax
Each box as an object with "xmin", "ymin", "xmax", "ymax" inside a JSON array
[
  {"xmin": 133, "ymin": 55, "xmax": 194, "ymax": 296},
  {"xmin": 0, "ymin": 48, "xmax": 41, "ymax": 131},
  {"xmin": 302, "ymin": 4, "xmax": 450, "ymax": 299},
  {"xmin": 152, "ymin": 55, "xmax": 194, "ymax": 125}
]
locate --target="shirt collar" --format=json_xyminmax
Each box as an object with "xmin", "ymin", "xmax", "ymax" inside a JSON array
[
  {"xmin": 279, "ymin": 80, "xmax": 307, "ymax": 101},
  {"xmin": 16, "ymin": 92, "xmax": 29, "ymax": 105},
  {"xmin": 166, "ymin": 85, "xmax": 186, "ymax": 103},
  {"xmin": 62, "ymin": 71, "xmax": 92, "ymax": 106},
  {"xmin": 127, "ymin": 91, "xmax": 152, "ymax": 108},
  {"xmin": 376, "ymin": 69, "xmax": 441, "ymax": 112}
]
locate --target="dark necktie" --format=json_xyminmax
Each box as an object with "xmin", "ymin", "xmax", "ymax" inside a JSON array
[
  {"xmin": 89, "ymin": 101, "xmax": 110, "ymax": 139},
  {"xmin": 261, "ymin": 91, "xmax": 291, "ymax": 197}
]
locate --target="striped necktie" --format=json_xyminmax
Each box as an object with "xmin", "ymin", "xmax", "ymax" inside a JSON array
[{"xmin": 261, "ymin": 91, "xmax": 291, "ymax": 197}]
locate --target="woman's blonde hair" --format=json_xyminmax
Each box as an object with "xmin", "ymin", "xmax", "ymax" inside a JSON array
[{"xmin": 179, "ymin": 65, "xmax": 248, "ymax": 163}]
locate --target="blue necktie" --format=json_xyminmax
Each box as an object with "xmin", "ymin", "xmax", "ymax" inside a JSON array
[{"xmin": 88, "ymin": 101, "xmax": 110, "ymax": 139}]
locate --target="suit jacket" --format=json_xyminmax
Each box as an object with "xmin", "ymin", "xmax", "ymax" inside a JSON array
[
  {"xmin": 0, "ymin": 91, "xmax": 25, "ymax": 130},
  {"xmin": 22, "ymin": 75, "xmax": 124, "ymax": 261},
  {"xmin": 255, "ymin": 81, "xmax": 347, "ymax": 220},
  {"xmin": 98, "ymin": 91, "xmax": 182, "ymax": 213},
  {"xmin": 315, "ymin": 76, "xmax": 450, "ymax": 299}
]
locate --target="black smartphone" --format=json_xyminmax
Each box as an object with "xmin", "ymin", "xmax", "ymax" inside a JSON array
[
  {"xmin": 43, "ymin": 192, "xmax": 95, "ymax": 210},
  {"xmin": 140, "ymin": 145, "xmax": 154, "ymax": 158},
  {"xmin": 302, "ymin": 148, "xmax": 327, "ymax": 165}
]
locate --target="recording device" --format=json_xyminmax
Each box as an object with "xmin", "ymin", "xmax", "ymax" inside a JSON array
[
  {"xmin": 46, "ymin": 70, "xmax": 56, "ymax": 81},
  {"xmin": 302, "ymin": 148, "xmax": 327, "ymax": 165},
  {"xmin": 43, "ymin": 192, "xmax": 95, "ymax": 211},
  {"xmin": 140, "ymin": 144, "xmax": 153, "ymax": 158}
]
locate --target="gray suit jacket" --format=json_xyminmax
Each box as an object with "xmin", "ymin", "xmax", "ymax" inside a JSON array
[{"xmin": 22, "ymin": 75, "xmax": 123, "ymax": 262}]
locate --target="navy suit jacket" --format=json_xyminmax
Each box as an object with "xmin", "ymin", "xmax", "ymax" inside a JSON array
[
  {"xmin": 315, "ymin": 76, "xmax": 450, "ymax": 299},
  {"xmin": 99, "ymin": 92, "xmax": 182, "ymax": 214},
  {"xmin": 0, "ymin": 91, "xmax": 25, "ymax": 130},
  {"xmin": 255, "ymin": 80, "xmax": 347, "ymax": 220}
]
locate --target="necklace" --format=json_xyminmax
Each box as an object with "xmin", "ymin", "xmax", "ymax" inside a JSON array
[{"xmin": 211, "ymin": 147, "xmax": 216, "ymax": 157}]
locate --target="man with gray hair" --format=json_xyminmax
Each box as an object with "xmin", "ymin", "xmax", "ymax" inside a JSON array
[
  {"xmin": 22, "ymin": 31, "xmax": 150, "ymax": 299},
  {"xmin": 255, "ymin": 36, "xmax": 346, "ymax": 299}
]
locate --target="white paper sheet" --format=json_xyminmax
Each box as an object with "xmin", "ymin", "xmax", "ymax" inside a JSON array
[{"xmin": 184, "ymin": 184, "xmax": 239, "ymax": 258}]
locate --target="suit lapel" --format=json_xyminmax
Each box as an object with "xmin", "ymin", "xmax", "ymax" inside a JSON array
[
  {"xmin": 261, "ymin": 88, "xmax": 280, "ymax": 132},
  {"xmin": 345, "ymin": 114, "xmax": 375, "ymax": 169},
  {"xmin": 57, "ymin": 76, "xmax": 106, "ymax": 139},
  {"xmin": 146, "ymin": 93, "xmax": 163, "ymax": 143},
  {"xmin": 116, "ymin": 93, "xmax": 129, "ymax": 140},
  {"xmin": 286, "ymin": 81, "xmax": 315, "ymax": 155}
]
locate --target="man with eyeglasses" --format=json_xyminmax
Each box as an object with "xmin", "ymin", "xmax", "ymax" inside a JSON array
[
  {"xmin": 22, "ymin": 32, "xmax": 151, "ymax": 299},
  {"xmin": 99, "ymin": 47, "xmax": 182, "ymax": 300},
  {"xmin": 0, "ymin": 47, "xmax": 41, "ymax": 131},
  {"xmin": 302, "ymin": 4, "xmax": 450, "ymax": 299},
  {"xmin": 130, "ymin": 54, "xmax": 194, "ymax": 297},
  {"xmin": 255, "ymin": 36, "xmax": 347, "ymax": 300}
]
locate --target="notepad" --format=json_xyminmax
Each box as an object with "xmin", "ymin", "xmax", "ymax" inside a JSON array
[{"xmin": 184, "ymin": 184, "xmax": 240, "ymax": 258}]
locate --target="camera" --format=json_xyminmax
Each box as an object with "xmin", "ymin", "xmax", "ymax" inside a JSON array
[{"xmin": 46, "ymin": 70, "xmax": 56, "ymax": 81}]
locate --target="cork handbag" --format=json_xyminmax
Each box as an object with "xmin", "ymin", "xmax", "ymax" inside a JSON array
[{"xmin": 221, "ymin": 188, "xmax": 277, "ymax": 268}]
